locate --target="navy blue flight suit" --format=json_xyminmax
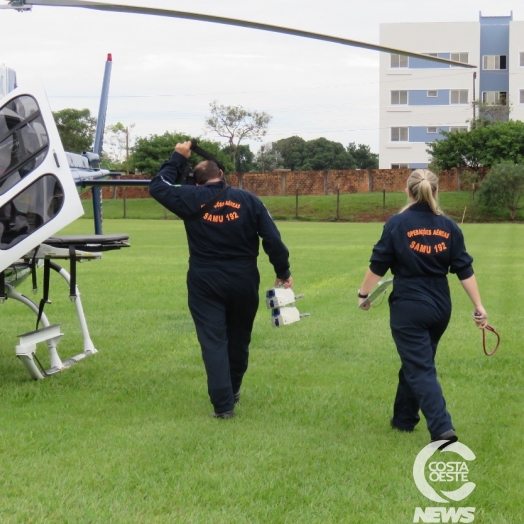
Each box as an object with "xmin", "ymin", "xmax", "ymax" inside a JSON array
[
  {"xmin": 149, "ymin": 152, "xmax": 291, "ymax": 414},
  {"xmin": 369, "ymin": 203, "xmax": 473, "ymax": 439}
]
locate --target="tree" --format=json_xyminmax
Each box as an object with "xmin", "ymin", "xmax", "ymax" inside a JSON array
[
  {"xmin": 103, "ymin": 122, "xmax": 135, "ymax": 172},
  {"xmin": 273, "ymin": 136, "xmax": 306, "ymax": 170},
  {"xmin": 427, "ymin": 121, "xmax": 524, "ymax": 171},
  {"xmin": 220, "ymin": 143, "xmax": 254, "ymax": 173},
  {"xmin": 253, "ymin": 142, "xmax": 284, "ymax": 172},
  {"xmin": 205, "ymin": 101, "xmax": 271, "ymax": 168},
  {"xmin": 298, "ymin": 137, "xmax": 355, "ymax": 170},
  {"xmin": 471, "ymin": 99, "xmax": 511, "ymax": 129},
  {"xmin": 346, "ymin": 142, "xmax": 378, "ymax": 169},
  {"xmin": 130, "ymin": 131, "xmax": 232, "ymax": 176},
  {"xmin": 266, "ymin": 136, "xmax": 377, "ymax": 171},
  {"xmin": 53, "ymin": 108, "xmax": 96, "ymax": 153},
  {"xmin": 477, "ymin": 162, "xmax": 524, "ymax": 220}
]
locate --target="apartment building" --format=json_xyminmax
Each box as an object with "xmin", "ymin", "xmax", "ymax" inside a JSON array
[{"xmin": 379, "ymin": 12, "xmax": 524, "ymax": 169}]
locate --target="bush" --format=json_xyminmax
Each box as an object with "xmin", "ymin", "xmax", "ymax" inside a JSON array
[{"xmin": 478, "ymin": 162, "xmax": 524, "ymax": 220}]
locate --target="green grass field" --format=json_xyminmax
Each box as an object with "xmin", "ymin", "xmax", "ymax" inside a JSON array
[{"xmin": 1, "ymin": 219, "xmax": 523, "ymax": 523}]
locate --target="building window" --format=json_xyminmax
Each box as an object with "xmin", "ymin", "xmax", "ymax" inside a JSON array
[
  {"xmin": 391, "ymin": 90, "xmax": 408, "ymax": 104},
  {"xmin": 427, "ymin": 127, "xmax": 438, "ymax": 133},
  {"xmin": 390, "ymin": 54, "xmax": 409, "ymax": 68},
  {"xmin": 449, "ymin": 127, "xmax": 468, "ymax": 133},
  {"xmin": 451, "ymin": 52, "xmax": 469, "ymax": 64},
  {"xmin": 483, "ymin": 55, "xmax": 507, "ymax": 70},
  {"xmin": 391, "ymin": 164, "xmax": 409, "ymax": 169},
  {"xmin": 450, "ymin": 90, "xmax": 468, "ymax": 104},
  {"xmin": 482, "ymin": 91, "xmax": 507, "ymax": 105},
  {"xmin": 520, "ymin": 90, "xmax": 524, "ymax": 104},
  {"xmin": 391, "ymin": 127, "xmax": 409, "ymax": 142},
  {"xmin": 520, "ymin": 52, "xmax": 524, "ymax": 67},
  {"xmin": 427, "ymin": 90, "xmax": 438, "ymax": 97}
]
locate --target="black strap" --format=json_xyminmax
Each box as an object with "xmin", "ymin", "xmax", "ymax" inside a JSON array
[
  {"xmin": 69, "ymin": 245, "xmax": 77, "ymax": 299},
  {"xmin": 0, "ymin": 270, "xmax": 5, "ymax": 302},
  {"xmin": 190, "ymin": 139, "xmax": 226, "ymax": 172},
  {"xmin": 36, "ymin": 258, "xmax": 51, "ymax": 329},
  {"xmin": 31, "ymin": 245, "xmax": 40, "ymax": 294},
  {"xmin": 185, "ymin": 180, "xmax": 228, "ymax": 221}
]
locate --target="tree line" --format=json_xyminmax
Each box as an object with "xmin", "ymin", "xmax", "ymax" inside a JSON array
[{"xmin": 52, "ymin": 104, "xmax": 378, "ymax": 177}]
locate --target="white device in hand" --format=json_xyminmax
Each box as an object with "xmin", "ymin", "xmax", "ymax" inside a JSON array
[
  {"xmin": 266, "ymin": 288, "xmax": 309, "ymax": 327},
  {"xmin": 358, "ymin": 278, "xmax": 393, "ymax": 309},
  {"xmin": 266, "ymin": 288, "xmax": 304, "ymax": 309}
]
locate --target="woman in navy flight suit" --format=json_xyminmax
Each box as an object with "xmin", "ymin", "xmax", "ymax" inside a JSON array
[{"xmin": 358, "ymin": 169, "xmax": 488, "ymax": 443}]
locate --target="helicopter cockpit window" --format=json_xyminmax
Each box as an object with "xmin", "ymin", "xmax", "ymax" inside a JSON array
[
  {"xmin": 0, "ymin": 95, "xmax": 49, "ymax": 196},
  {"xmin": 0, "ymin": 174, "xmax": 64, "ymax": 250}
]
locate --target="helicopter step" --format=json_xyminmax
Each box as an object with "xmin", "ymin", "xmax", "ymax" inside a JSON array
[
  {"xmin": 15, "ymin": 324, "xmax": 65, "ymax": 380},
  {"xmin": 15, "ymin": 321, "xmax": 100, "ymax": 380}
]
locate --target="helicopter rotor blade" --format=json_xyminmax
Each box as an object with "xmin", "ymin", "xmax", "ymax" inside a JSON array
[{"xmin": 5, "ymin": 0, "xmax": 476, "ymax": 68}]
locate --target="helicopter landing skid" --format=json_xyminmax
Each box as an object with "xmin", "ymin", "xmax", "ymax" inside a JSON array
[{"xmin": 3, "ymin": 235, "xmax": 129, "ymax": 380}]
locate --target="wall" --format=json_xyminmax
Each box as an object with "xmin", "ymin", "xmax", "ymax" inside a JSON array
[{"xmin": 81, "ymin": 168, "xmax": 467, "ymax": 199}]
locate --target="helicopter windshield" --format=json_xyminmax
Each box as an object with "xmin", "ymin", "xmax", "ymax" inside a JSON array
[
  {"xmin": 0, "ymin": 94, "xmax": 48, "ymax": 195},
  {"xmin": 0, "ymin": 173, "xmax": 65, "ymax": 250}
]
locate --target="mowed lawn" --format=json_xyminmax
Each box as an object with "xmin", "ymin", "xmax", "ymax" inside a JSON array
[{"xmin": 0, "ymin": 219, "xmax": 522, "ymax": 523}]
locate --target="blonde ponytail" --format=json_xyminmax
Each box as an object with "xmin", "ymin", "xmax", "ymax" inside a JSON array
[{"xmin": 401, "ymin": 169, "xmax": 442, "ymax": 215}]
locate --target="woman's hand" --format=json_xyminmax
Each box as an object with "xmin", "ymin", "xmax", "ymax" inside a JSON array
[
  {"xmin": 472, "ymin": 307, "xmax": 488, "ymax": 329},
  {"xmin": 359, "ymin": 297, "xmax": 371, "ymax": 311}
]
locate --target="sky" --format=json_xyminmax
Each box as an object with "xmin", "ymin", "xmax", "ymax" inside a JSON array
[{"xmin": 1, "ymin": 0, "xmax": 523, "ymax": 155}]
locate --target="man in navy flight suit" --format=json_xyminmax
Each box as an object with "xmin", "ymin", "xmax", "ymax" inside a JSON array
[{"xmin": 149, "ymin": 141, "xmax": 292, "ymax": 419}]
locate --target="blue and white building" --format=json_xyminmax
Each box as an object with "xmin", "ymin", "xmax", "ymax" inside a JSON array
[{"xmin": 379, "ymin": 12, "xmax": 524, "ymax": 169}]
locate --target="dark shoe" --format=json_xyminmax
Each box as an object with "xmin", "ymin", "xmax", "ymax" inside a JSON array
[
  {"xmin": 431, "ymin": 429, "xmax": 458, "ymax": 449},
  {"xmin": 390, "ymin": 418, "xmax": 414, "ymax": 433},
  {"xmin": 233, "ymin": 390, "xmax": 241, "ymax": 404},
  {"xmin": 211, "ymin": 410, "xmax": 235, "ymax": 419}
]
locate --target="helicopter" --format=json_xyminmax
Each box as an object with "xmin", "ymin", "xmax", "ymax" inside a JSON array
[{"xmin": 0, "ymin": 54, "xmax": 129, "ymax": 379}]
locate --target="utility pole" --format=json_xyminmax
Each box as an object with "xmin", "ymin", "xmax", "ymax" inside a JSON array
[
  {"xmin": 126, "ymin": 126, "xmax": 130, "ymax": 175},
  {"xmin": 472, "ymin": 71, "xmax": 477, "ymax": 129},
  {"xmin": 124, "ymin": 126, "xmax": 130, "ymax": 219}
]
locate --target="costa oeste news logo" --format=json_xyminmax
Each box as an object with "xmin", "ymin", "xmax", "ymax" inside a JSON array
[{"xmin": 412, "ymin": 440, "xmax": 476, "ymax": 523}]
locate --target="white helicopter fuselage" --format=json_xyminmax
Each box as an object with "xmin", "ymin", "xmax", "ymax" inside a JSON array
[{"xmin": 0, "ymin": 84, "xmax": 85, "ymax": 280}]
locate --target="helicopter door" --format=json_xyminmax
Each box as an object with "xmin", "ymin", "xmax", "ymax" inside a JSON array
[{"xmin": 0, "ymin": 87, "xmax": 84, "ymax": 272}]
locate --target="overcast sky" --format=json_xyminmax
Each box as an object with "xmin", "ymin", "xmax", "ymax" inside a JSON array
[{"xmin": 1, "ymin": 0, "xmax": 522, "ymax": 154}]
